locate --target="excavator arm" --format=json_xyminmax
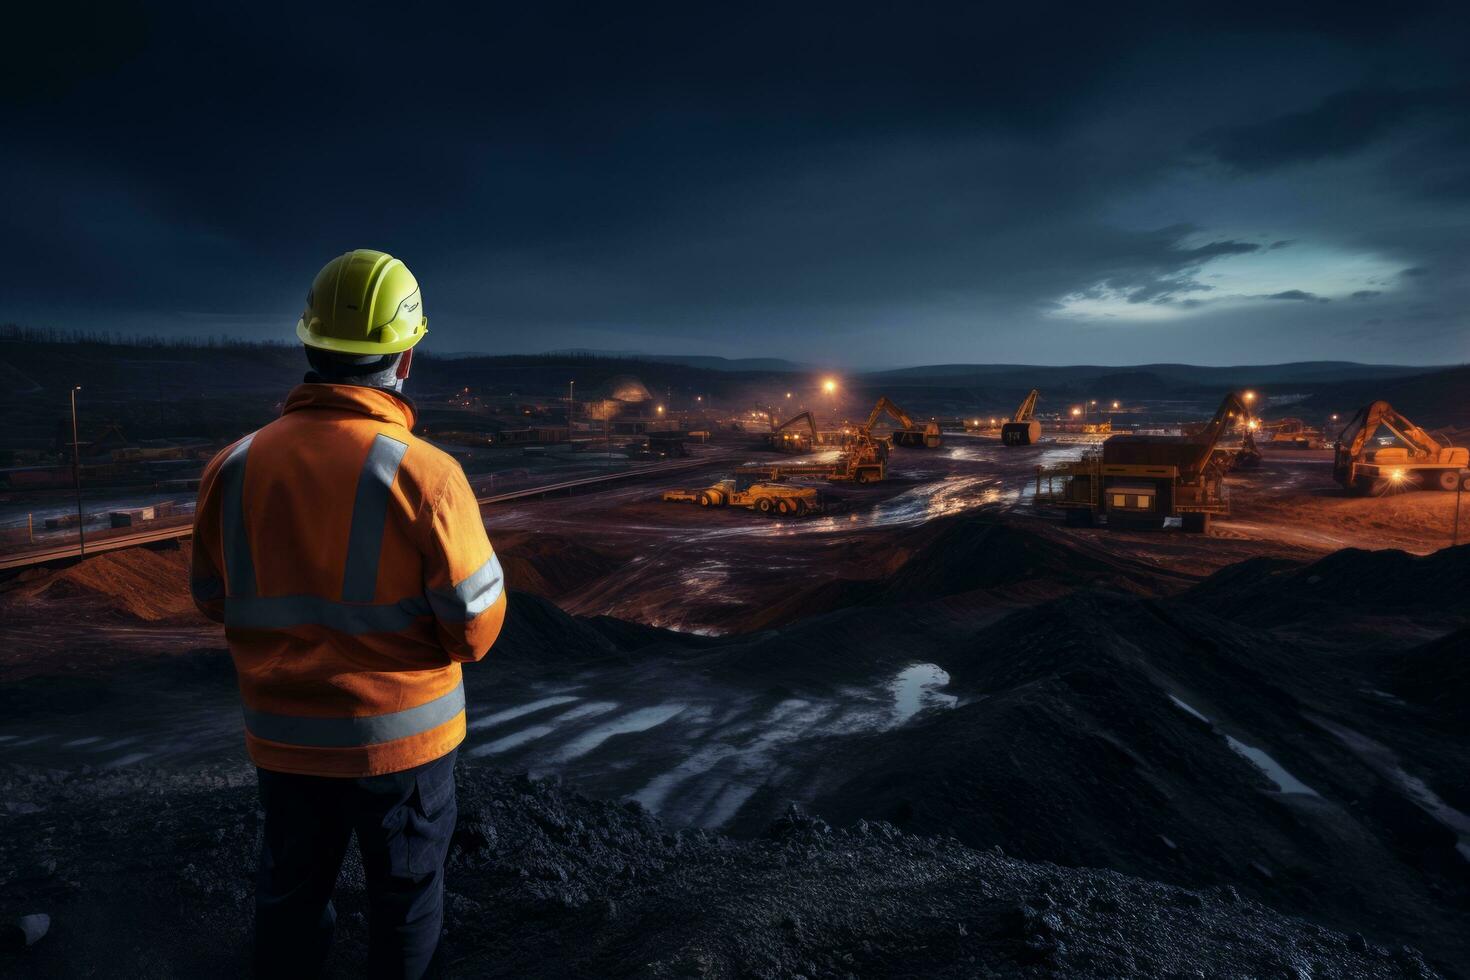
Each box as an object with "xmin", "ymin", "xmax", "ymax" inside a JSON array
[
  {"xmin": 774, "ymin": 411, "xmax": 819, "ymax": 439},
  {"xmin": 863, "ymin": 396, "xmax": 918, "ymax": 434},
  {"xmin": 1185, "ymin": 391, "xmax": 1255, "ymax": 474},
  {"xmin": 1337, "ymin": 401, "xmax": 1445, "ymax": 459},
  {"xmin": 1013, "ymin": 389, "xmax": 1039, "ymax": 423}
]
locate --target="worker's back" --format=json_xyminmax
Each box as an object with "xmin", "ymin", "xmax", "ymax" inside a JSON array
[{"xmin": 191, "ymin": 382, "xmax": 505, "ymax": 777}]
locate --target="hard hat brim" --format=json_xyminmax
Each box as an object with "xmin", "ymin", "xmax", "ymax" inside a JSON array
[{"xmin": 296, "ymin": 318, "xmax": 427, "ymax": 355}]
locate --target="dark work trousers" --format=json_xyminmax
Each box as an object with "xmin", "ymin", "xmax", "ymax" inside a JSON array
[{"xmin": 254, "ymin": 749, "xmax": 458, "ymax": 979}]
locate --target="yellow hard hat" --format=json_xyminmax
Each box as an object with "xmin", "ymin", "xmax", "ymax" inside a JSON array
[{"xmin": 296, "ymin": 249, "xmax": 428, "ymax": 355}]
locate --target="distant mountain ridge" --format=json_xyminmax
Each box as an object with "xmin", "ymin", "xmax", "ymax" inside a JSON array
[{"xmin": 860, "ymin": 361, "xmax": 1437, "ymax": 386}]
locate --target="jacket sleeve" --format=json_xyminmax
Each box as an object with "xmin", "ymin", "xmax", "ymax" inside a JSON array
[
  {"xmin": 422, "ymin": 464, "xmax": 506, "ymax": 662},
  {"xmin": 189, "ymin": 447, "xmax": 229, "ymax": 623}
]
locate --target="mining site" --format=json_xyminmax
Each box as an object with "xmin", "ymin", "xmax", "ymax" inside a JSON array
[
  {"xmin": 2, "ymin": 337, "xmax": 1468, "ymax": 978},
  {"xmin": 6, "ymin": 8, "xmax": 1470, "ymax": 977}
]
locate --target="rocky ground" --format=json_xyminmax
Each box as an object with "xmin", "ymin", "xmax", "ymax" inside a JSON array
[
  {"xmin": 1, "ymin": 446, "xmax": 1466, "ymax": 977},
  {"xmin": 0, "ymin": 764, "xmax": 1442, "ymax": 979}
]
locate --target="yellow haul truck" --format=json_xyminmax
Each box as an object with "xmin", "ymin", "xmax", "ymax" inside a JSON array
[
  {"xmin": 1035, "ymin": 391, "xmax": 1255, "ymax": 533},
  {"xmin": 663, "ymin": 475, "xmax": 824, "ymax": 516}
]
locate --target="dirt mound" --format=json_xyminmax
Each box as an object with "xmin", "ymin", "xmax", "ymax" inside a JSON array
[
  {"xmin": 884, "ymin": 518, "xmax": 1163, "ymax": 599},
  {"xmin": 792, "ymin": 590, "xmax": 1470, "ymax": 974},
  {"xmin": 0, "ymin": 764, "xmax": 1436, "ymax": 979},
  {"xmin": 1388, "ymin": 628, "xmax": 1470, "ymax": 722},
  {"xmin": 489, "ymin": 590, "xmax": 706, "ymax": 680},
  {"xmin": 1182, "ymin": 543, "xmax": 1470, "ymax": 633},
  {"xmin": 742, "ymin": 516, "xmax": 1171, "ymax": 631},
  {"xmin": 2, "ymin": 545, "xmax": 195, "ymax": 623},
  {"xmin": 492, "ymin": 530, "xmax": 624, "ymax": 601}
]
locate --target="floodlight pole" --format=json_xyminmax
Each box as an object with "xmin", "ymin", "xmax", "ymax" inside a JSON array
[
  {"xmin": 1455, "ymin": 477, "xmax": 1463, "ymax": 548},
  {"xmin": 70, "ymin": 385, "xmax": 85, "ymax": 556}
]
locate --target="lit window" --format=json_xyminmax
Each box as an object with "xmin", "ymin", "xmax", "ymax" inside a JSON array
[
  {"xmin": 1134, "ymin": 495, "xmax": 1152, "ymax": 510},
  {"xmin": 1112, "ymin": 494, "xmax": 1128, "ymax": 508}
]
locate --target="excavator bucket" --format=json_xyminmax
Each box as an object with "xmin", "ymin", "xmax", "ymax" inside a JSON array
[{"xmin": 1001, "ymin": 421, "xmax": 1041, "ymax": 446}]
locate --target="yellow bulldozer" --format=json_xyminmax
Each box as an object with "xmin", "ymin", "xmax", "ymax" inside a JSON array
[{"xmin": 662, "ymin": 475, "xmax": 824, "ymax": 516}]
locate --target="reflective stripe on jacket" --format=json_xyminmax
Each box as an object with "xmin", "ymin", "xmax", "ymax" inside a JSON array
[{"xmin": 190, "ymin": 383, "xmax": 506, "ymax": 777}]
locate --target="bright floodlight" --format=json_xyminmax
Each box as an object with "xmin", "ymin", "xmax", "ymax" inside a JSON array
[
  {"xmin": 822, "ymin": 379, "xmax": 837, "ymax": 394},
  {"xmin": 1244, "ymin": 390, "xmax": 1256, "ymax": 402},
  {"xmin": 1071, "ymin": 407, "xmax": 1082, "ymax": 417}
]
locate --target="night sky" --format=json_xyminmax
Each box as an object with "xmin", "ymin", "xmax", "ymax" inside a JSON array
[{"xmin": 3, "ymin": 2, "xmax": 1467, "ymax": 367}]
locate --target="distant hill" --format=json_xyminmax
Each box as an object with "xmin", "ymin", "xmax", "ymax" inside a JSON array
[
  {"xmin": 1296, "ymin": 364, "xmax": 1470, "ymax": 431},
  {"xmin": 511, "ymin": 349, "xmax": 813, "ymax": 373},
  {"xmin": 858, "ymin": 361, "xmax": 1435, "ymax": 388}
]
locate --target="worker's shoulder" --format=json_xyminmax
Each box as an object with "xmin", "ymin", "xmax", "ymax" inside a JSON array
[
  {"xmin": 397, "ymin": 429, "xmax": 470, "ymax": 495},
  {"xmin": 201, "ymin": 430, "xmax": 255, "ymax": 480}
]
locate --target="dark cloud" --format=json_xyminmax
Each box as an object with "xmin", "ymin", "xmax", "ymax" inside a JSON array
[
  {"xmin": 1, "ymin": 1, "xmax": 1467, "ymax": 365},
  {"xmin": 1351, "ymin": 290, "xmax": 1382, "ymax": 300},
  {"xmin": 1265, "ymin": 290, "xmax": 1330, "ymax": 303},
  {"xmin": 1195, "ymin": 88, "xmax": 1454, "ymax": 173}
]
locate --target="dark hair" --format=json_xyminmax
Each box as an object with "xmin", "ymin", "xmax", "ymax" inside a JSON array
[{"xmin": 304, "ymin": 346, "xmax": 404, "ymax": 387}]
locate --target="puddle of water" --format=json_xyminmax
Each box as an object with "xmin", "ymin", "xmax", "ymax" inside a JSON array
[
  {"xmin": 1315, "ymin": 717, "xmax": 1470, "ymax": 863},
  {"xmin": 892, "ymin": 663, "xmax": 958, "ymax": 724},
  {"xmin": 468, "ymin": 696, "xmax": 580, "ymax": 731},
  {"xmin": 469, "ymin": 724, "xmax": 560, "ymax": 757},
  {"xmin": 698, "ymin": 780, "xmax": 760, "ymax": 829},
  {"xmin": 550, "ymin": 701, "xmax": 621, "ymax": 723},
  {"xmin": 547, "ymin": 704, "xmax": 687, "ymax": 763},
  {"xmin": 1168, "ymin": 695, "xmax": 1211, "ymax": 724},
  {"xmin": 1223, "ymin": 737, "xmax": 1319, "ymax": 796},
  {"xmin": 1168, "ymin": 695, "xmax": 1318, "ymax": 796}
]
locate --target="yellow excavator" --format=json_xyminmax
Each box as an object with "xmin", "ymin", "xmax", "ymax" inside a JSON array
[
  {"xmin": 763, "ymin": 410, "xmax": 819, "ymax": 453},
  {"xmin": 746, "ymin": 430, "xmax": 888, "ymax": 484},
  {"xmin": 1259, "ymin": 417, "xmax": 1324, "ymax": 449},
  {"xmin": 1002, "ymin": 389, "xmax": 1041, "ymax": 446},
  {"xmin": 1037, "ymin": 391, "xmax": 1256, "ymax": 533},
  {"xmin": 863, "ymin": 396, "xmax": 942, "ymax": 448},
  {"xmin": 1333, "ymin": 401, "xmax": 1469, "ymax": 494}
]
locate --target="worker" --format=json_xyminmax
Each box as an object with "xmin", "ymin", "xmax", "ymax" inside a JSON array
[{"xmin": 190, "ymin": 249, "xmax": 506, "ymax": 978}]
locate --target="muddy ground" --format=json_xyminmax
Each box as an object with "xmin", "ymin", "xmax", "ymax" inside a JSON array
[{"xmin": 1, "ymin": 438, "xmax": 1466, "ymax": 976}]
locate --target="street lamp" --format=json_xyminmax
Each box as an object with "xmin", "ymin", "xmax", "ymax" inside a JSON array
[
  {"xmin": 70, "ymin": 385, "xmax": 85, "ymax": 556},
  {"xmin": 568, "ymin": 380, "xmax": 575, "ymax": 423}
]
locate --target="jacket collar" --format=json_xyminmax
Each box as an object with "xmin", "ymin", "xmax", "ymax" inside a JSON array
[{"xmin": 283, "ymin": 383, "xmax": 417, "ymax": 430}]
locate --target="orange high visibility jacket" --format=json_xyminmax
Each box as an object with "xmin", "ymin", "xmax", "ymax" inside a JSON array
[{"xmin": 190, "ymin": 383, "xmax": 506, "ymax": 777}]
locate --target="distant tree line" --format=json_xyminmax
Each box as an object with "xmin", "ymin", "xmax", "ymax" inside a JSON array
[{"xmin": 0, "ymin": 323, "xmax": 293, "ymax": 350}]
